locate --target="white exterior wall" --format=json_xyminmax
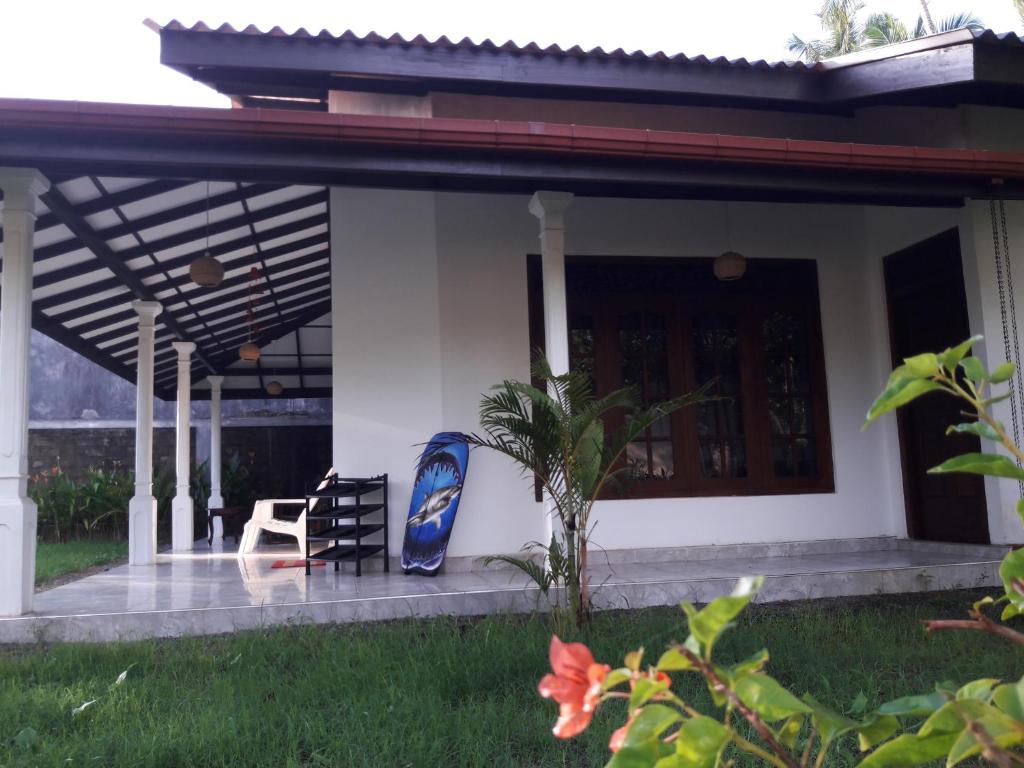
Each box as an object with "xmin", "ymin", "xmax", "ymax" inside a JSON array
[{"xmin": 330, "ymin": 187, "xmax": 998, "ymax": 556}]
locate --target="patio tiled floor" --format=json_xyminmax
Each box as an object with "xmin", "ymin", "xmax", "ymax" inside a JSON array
[{"xmin": 0, "ymin": 537, "xmax": 1006, "ymax": 643}]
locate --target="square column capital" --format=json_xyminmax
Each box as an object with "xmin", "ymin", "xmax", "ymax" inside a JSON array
[
  {"xmin": 132, "ymin": 300, "xmax": 163, "ymax": 325},
  {"xmin": 0, "ymin": 168, "xmax": 49, "ymax": 214},
  {"xmin": 206, "ymin": 375, "xmax": 225, "ymax": 391},
  {"xmin": 172, "ymin": 340, "xmax": 197, "ymax": 358},
  {"xmin": 528, "ymin": 191, "xmax": 574, "ymax": 225}
]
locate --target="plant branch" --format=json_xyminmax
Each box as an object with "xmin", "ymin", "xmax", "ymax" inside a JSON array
[
  {"xmin": 678, "ymin": 647, "xmax": 801, "ymax": 768},
  {"xmin": 923, "ymin": 608, "xmax": 1024, "ymax": 647}
]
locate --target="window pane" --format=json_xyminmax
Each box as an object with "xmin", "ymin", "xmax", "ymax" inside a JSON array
[
  {"xmin": 569, "ymin": 312, "xmax": 596, "ymax": 392},
  {"xmin": 619, "ymin": 311, "xmax": 674, "ymax": 480},
  {"xmin": 692, "ymin": 314, "xmax": 747, "ymax": 479},
  {"xmin": 763, "ymin": 311, "xmax": 818, "ymax": 479}
]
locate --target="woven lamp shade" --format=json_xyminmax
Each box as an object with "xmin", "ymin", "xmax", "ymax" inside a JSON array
[
  {"xmin": 713, "ymin": 251, "xmax": 747, "ymax": 282},
  {"xmin": 265, "ymin": 381, "xmax": 284, "ymax": 396},
  {"xmin": 188, "ymin": 253, "xmax": 225, "ymax": 287},
  {"xmin": 238, "ymin": 342, "xmax": 261, "ymax": 362}
]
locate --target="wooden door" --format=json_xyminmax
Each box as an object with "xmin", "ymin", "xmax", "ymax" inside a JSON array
[{"xmin": 884, "ymin": 229, "xmax": 989, "ymax": 543}]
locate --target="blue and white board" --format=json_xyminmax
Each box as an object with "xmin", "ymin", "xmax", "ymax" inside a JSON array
[{"xmin": 401, "ymin": 433, "xmax": 470, "ymax": 576}]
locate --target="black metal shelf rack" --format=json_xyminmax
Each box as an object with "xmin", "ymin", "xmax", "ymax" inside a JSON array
[{"xmin": 304, "ymin": 475, "xmax": 389, "ymax": 576}]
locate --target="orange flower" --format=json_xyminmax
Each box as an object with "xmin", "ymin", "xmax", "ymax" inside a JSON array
[{"xmin": 538, "ymin": 635, "xmax": 610, "ymax": 739}]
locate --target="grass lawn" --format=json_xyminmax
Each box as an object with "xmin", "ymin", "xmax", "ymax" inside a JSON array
[
  {"xmin": 35, "ymin": 540, "xmax": 128, "ymax": 586},
  {"xmin": 0, "ymin": 589, "xmax": 1020, "ymax": 767}
]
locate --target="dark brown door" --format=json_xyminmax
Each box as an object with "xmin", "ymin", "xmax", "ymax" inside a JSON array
[{"xmin": 884, "ymin": 229, "xmax": 989, "ymax": 543}]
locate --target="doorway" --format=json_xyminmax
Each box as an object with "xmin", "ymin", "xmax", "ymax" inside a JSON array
[{"xmin": 883, "ymin": 228, "xmax": 989, "ymax": 543}]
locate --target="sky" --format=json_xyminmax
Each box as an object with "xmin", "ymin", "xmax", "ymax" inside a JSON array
[{"xmin": 1, "ymin": 0, "xmax": 1021, "ymax": 108}]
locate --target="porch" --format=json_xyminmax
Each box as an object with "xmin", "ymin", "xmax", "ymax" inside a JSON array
[
  {"xmin": 0, "ymin": 537, "xmax": 1005, "ymax": 642},
  {"xmin": 2, "ymin": 93, "xmax": 1024, "ymax": 624}
]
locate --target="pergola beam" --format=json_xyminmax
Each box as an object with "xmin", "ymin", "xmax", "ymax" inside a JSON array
[{"xmin": 38, "ymin": 185, "xmax": 219, "ymax": 375}]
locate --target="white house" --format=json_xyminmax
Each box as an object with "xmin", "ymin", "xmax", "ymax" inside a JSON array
[{"xmin": 2, "ymin": 22, "xmax": 1024, "ymax": 620}]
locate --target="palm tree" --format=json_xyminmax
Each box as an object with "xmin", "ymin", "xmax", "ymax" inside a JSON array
[
  {"xmin": 790, "ymin": 0, "xmax": 983, "ymax": 62},
  {"xmin": 424, "ymin": 354, "xmax": 709, "ymax": 628},
  {"xmin": 863, "ymin": 11, "xmax": 982, "ymax": 48},
  {"xmin": 1015, "ymin": 0, "xmax": 1024, "ymax": 26},
  {"xmin": 788, "ymin": 0, "xmax": 865, "ymax": 62}
]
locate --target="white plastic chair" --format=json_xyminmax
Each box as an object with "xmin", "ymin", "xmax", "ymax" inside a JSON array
[{"xmin": 237, "ymin": 468, "xmax": 336, "ymax": 556}]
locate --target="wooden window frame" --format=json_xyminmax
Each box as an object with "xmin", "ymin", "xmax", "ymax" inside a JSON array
[{"xmin": 527, "ymin": 255, "xmax": 835, "ymax": 499}]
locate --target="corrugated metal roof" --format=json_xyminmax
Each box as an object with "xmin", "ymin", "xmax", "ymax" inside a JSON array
[
  {"xmin": 147, "ymin": 20, "xmax": 1024, "ymax": 75},
  {"xmin": 146, "ymin": 19, "xmax": 824, "ymax": 72}
]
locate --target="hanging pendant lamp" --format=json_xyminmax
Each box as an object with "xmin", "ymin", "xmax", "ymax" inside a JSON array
[
  {"xmin": 189, "ymin": 181, "xmax": 225, "ymax": 287},
  {"xmin": 713, "ymin": 201, "xmax": 747, "ymax": 282},
  {"xmin": 238, "ymin": 267, "xmax": 263, "ymax": 362},
  {"xmin": 265, "ymin": 381, "xmax": 284, "ymax": 396}
]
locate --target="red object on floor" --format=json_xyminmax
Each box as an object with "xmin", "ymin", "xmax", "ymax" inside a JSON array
[{"xmin": 271, "ymin": 559, "xmax": 325, "ymax": 569}]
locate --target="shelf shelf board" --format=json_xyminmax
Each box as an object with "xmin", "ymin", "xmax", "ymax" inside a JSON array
[
  {"xmin": 306, "ymin": 523, "xmax": 385, "ymax": 541},
  {"xmin": 306, "ymin": 503, "xmax": 384, "ymax": 520},
  {"xmin": 308, "ymin": 543, "xmax": 385, "ymax": 562}
]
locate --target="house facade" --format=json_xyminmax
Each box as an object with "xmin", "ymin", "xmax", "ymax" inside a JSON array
[{"xmin": 3, "ymin": 22, "xmax": 1024, "ymax": 615}]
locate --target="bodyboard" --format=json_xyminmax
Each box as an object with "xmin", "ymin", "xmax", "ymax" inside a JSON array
[{"xmin": 401, "ymin": 433, "xmax": 469, "ymax": 576}]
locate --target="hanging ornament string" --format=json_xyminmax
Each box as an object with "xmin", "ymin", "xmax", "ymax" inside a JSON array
[
  {"xmin": 246, "ymin": 266, "xmax": 265, "ymax": 341},
  {"xmin": 990, "ymin": 199, "xmax": 1024, "ymax": 494}
]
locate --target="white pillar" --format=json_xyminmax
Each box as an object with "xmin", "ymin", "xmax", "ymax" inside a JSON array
[
  {"xmin": 171, "ymin": 341, "xmax": 195, "ymax": 551},
  {"xmin": 528, "ymin": 191, "xmax": 574, "ymax": 543},
  {"xmin": 128, "ymin": 301, "xmax": 162, "ymax": 565},
  {"xmin": 207, "ymin": 375, "xmax": 225, "ymax": 539},
  {"xmin": 529, "ymin": 192, "xmax": 574, "ymax": 377},
  {"xmin": 0, "ymin": 168, "xmax": 49, "ymax": 617}
]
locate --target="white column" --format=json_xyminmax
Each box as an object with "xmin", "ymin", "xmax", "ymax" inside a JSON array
[
  {"xmin": 171, "ymin": 341, "xmax": 196, "ymax": 551},
  {"xmin": 528, "ymin": 191, "xmax": 574, "ymax": 543},
  {"xmin": 128, "ymin": 301, "xmax": 162, "ymax": 565},
  {"xmin": 0, "ymin": 168, "xmax": 49, "ymax": 617},
  {"xmin": 206, "ymin": 375, "xmax": 225, "ymax": 539},
  {"xmin": 529, "ymin": 192, "xmax": 574, "ymax": 376}
]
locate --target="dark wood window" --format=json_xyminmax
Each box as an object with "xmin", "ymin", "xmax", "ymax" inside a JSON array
[{"xmin": 527, "ymin": 256, "xmax": 834, "ymax": 498}]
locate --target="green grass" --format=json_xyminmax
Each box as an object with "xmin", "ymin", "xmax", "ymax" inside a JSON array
[
  {"xmin": 0, "ymin": 590, "xmax": 1020, "ymax": 767},
  {"xmin": 35, "ymin": 540, "xmax": 128, "ymax": 586}
]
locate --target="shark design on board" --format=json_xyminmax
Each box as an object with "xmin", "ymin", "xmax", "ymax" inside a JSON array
[{"xmin": 406, "ymin": 485, "xmax": 461, "ymax": 529}]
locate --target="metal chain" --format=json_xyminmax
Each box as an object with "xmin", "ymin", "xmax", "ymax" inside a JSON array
[{"xmin": 991, "ymin": 200, "xmax": 1024, "ymax": 495}]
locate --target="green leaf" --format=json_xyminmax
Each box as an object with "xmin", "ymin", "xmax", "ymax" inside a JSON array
[
  {"xmin": 904, "ymin": 353, "xmax": 940, "ymax": 378},
  {"xmin": 857, "ymin": 714, "xmax": 901, "ymax": 751},
  {"xmin": 878, "ymin": 690, "xmax": 947, "ymax": 717},
  {"xmin": 928, "ymin": 453, "xmax": 1024, "ymax": 481},
  {"xmin": 919, "ymin": 700, "xmax": 988, "ymax": 736},
  {"xmin": 993, "ymin": 677, "xmax": 1024, "ymax": 721},
  {"xmin": 684, "ymin": 577, "xmax": 763, "ymax": 658},
  {"xmin": 803, "ymin": 694, "xmax": 858, "ymax": 748},
  {"xmin": 946, "ymin": 422, "xmax": 1000, "ymax": 442},
  {"xmin": 673, "ymin": 715, "xmax": 730, "ymax": 768},
  {"xmin": 946, "ymin": 709, "xmax": 1024, "ymax": 766},
  {"xmin": 625, "ymin": 648, "xmax": 644, "ymax": 672},
  {"xmin": 939, "ymin": 336, "xmax": 983, "ymax": 371},
  {"xmin": 864, "ymin": 377, "xmax": 942, "ymax": 427},
  {"xmin": 630, "ymin": 676, "xmax": 671, "ymax": 710},
  {"xmin": 777, "ymin": 714, "xmax": 804, "ymax": 749},
  {"xmin": 857, "ymin": 732, "xmax": 958, "ymax": 767},
  {"xmin": 1017, "ymin": 498, "xmax": 1024, "ymax": 527},
  {"xmin": 991, "ymin": 362, "xmax": 1016, "ymax": 384},
  {"xmin": 956, "ymin": 679, "xmax": 999, "ymax": 702},
  {"xmin": 656, "ymin": 648, "xmax": 694, "ymax": 673},
  {"xmin": 734, "ymin": 674, "xmax": 812, "ymax": 723},
  {"xmin": 607, "ymin": 737, "xmax": 674, "ymax": 768},
  {"xmin": 1000, "ymin": 548, "xmax": 1024, "ymax": 607},
  {"xmin": 623, "ymin": 705, "xmax": 683, "ymax": 749},
  {"xmin": 720, "ymin": 649, "xmax": 769, "ymax": 684},
  {"xmin": 959, "ymin": 356, "xmax": 986, "ymax": 383},
  {"xmin": 604, "ymin": 668, "xmax": 633, "ymax": 691}
]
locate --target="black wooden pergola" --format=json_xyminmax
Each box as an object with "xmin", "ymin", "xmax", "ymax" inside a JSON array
[{"xmin": 1, "ymin": 177, "xmax": 331, "ymax": 400}]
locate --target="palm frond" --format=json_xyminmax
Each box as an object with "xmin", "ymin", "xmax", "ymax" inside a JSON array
[
  {"xmin": 936, "ymin": 12, "xmax": 984, "ymax": 33},
  {"xmin": 1016, "ymin": 0, "xmax": 1024, "ymax": 25},
  {"xmin": 864, "ymin": 13, "xmax": 909, "ymax": 47},
  {"xmin": 787, "ymin": 33, "xmax": 824, "ymax": 62}
]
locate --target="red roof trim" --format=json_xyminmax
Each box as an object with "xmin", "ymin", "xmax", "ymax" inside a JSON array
[{"xmin": 1, "ymin": 98, "xmax": 1021, "ymax": 179}]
